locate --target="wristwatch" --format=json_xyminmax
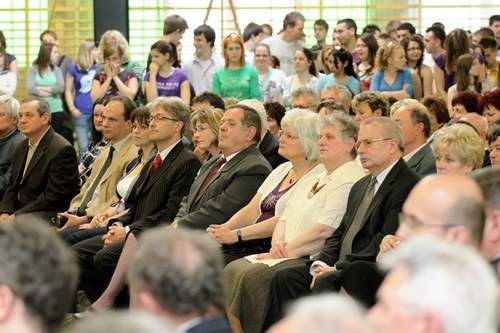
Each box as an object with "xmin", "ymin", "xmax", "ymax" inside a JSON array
[{"xmin": 236, "ymin": 229, "xmax": 242, "ymax": 242}]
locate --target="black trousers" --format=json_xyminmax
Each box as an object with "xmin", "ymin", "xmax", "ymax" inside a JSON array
[
  {"xmin": 71, "ymin": 235, "xmax": 125, "ymax": 303},
  {"xmin": 260, "ymin": 263, "xmax": 341, "ymax": 332}
]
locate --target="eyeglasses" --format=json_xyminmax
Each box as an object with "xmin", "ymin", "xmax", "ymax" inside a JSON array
[
  {"xmin": 355, "ymin": 138, "xmax": 393, "ymax": 150},
  {"xmin": 147, "ymin": 115, "xmax": 179, "ymax": 124},
  {"xmin": 278, "ymin": 130, "xmax": 299, "ymax": 140},
  {"xmin": 398, "ymin": 213, "xmax": 454, "ymax": 231},
  {"xmin": 0, "ymin": 112, "xmax": 7, "ymax": 117},
  {"xmin": 193, "ymin": 125, "xmax": 210, "ymax": 134},
  {"xmin": 406, "ymin": 47, "xmax": 421, "ymax": 52}
]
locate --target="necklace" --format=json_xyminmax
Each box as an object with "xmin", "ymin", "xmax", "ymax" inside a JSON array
[{"xmin": 307, "ymin": 181, "xmax": 326, "ymax": 199}]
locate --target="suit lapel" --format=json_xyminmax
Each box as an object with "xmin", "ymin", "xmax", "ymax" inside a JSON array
[
  {"xmin": 99, "ymin": 136, "xmax": 135, "ymax": 185},
  {"xmin": 13, "ymin": 138, "xmax": 29, "ymax": 188},
  {"xmin": 406, "ymin": 144, "xmax": 429, "ymax": 169},
  {"xmin": 361, "ymin": 159, "xmax": 404, "ymax": 227},
  {"xmin": 140, "ymin": 142, "xmax": 184, "ymax": 194},
  {"xmin": 22, "ymin": 129, "xmax": 53, "ymax": 183}
]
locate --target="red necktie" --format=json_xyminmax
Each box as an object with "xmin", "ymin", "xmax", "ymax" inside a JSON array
[
  {"xmin": 192, "ymin": 157, "xmax": 226, "ymax": 208},
  {"xmin": 152, "ymin": 154, "xmax": 162, "ymax": 172}
]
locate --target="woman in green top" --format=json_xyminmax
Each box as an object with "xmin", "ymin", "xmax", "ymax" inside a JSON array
[
  {"xmin": 212, "ymin": 34, "xmax": 260, "ymax": 100},
  {"xmin": 27, "ymin": 43, "xmax": 65, "ymax": 134}
]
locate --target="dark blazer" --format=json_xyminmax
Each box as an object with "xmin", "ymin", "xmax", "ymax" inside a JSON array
[
  {"xmin": 259, "ymin": 130, "xmax": 287, "ymax": 169},
  {"xmin": 406, "ymin": 143, "xmax": 436, "ymax": 176},
  {"xmin": 122, "ymin": 141, "xmax": 201, "ymax": 233},
  {"xmin": 186, "ymin": 315, "xmax": 233, "ymax": 333},
  {"xmin": 0, "ymin": 127, "xmax": 79, "ymax": 217},
  {"xmin": 312, "ymin": 158, "xmax": 421, "ymax": 269},
  {"xmin": 176, "ymin": 144, "xmax": 272, "ymax": 230}
]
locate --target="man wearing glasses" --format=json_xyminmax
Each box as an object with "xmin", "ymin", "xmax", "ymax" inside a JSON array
[
  {"xmin": 261, "ymin": 117, "xmax": 420, "ymax": 331},
  {"xmin": 72, "ymin": 96, "xmax": 201, "ymax": 304}
]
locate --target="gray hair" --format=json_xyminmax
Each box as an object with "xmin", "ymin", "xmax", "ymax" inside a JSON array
[
  {"xmin": 148, "ymin": 96, "xmax": 190, "ymax": 134},
  {"xmin": 0, "ymin": 217, "xmax": 78, "ymax": 333},
  {"xmin": 71, "ymin": 310, "xmax": 173, "ymax": 333},
  {"xmin": 0, "ymin": 94, "xmax": 20, "ymax": 118},
  {"xmin": 321, "ymin": 111, "xmax": 359, "ymax": 158},
  {"xmin": 281, "ymin": 108, "xmax": 321, "ymax": 162},
  {"xmin": 284, "ymin": 294, "xmax": 373, "ymax": 333},
  {"xmin": 380, "ymin": 236, "xmax": 498, "ymax": 333},
  {"xmin": 361, "ymin": 117, "xmax": 404, "ymax": 152},
  {"xmin": 128, "ymin": 229, "xmax": 225, "ymax": 316},
  {"xmin": 21, "ymin": 96, "xmax": 51, "ymax": 119},
  {"xmin": 239, "ymin": 99, "xmax": 269, "ymax": 130},
  {"xmin": 471, "ymin": 166, "xmax": 500, "ymax": 213},
  {"xmin": 323, "ymin": 84, "xmax": 352, "ymax": 106}
]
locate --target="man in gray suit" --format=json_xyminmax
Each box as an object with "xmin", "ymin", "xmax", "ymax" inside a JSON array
[
  {"xmin": 392, "ymin": 100, "xmax": 436, "ymax": 176},
  {"xmin": 174, "ymin": 104, "xmax": 272, "ymax": 230}
]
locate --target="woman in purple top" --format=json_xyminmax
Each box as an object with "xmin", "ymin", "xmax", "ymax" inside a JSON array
[
  {"xmin": 0, "ymin": 31, "xmax": 17, "ymax": 73},
  {"xmin": 434, "ymin": 28, "xmax": 486, "ymax": 101},
  {"xmin": 143, "ymin": 40, "xmax": 190, "ymax": 104},
  {"xmin": 208, "ymin": 109, "xmax": 324, "ymax": 265}
]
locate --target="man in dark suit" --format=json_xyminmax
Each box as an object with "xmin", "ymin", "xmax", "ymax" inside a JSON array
[
  {"xmin": 0, "ymin": 95, "xmax": 25, "ymax": 200},
  {"xmin": 0, "ymin": 97, "xmax": 79, "ymax": 222},
  {"xmin": 392, "ymin": 101, "xmax": 436, "ymax": 176},
  {"xmin": 174, "ymin": 104, "xmax": 272, "ymax": 230},
  {"xmin": 128, "ymin": 229, "xmax": 232, "ymax": 333},
  {"xmin": 239, "ymin": 99, "xmax": 287, "ymax": 169},
  {"xmin": 261, "ymin": 117, "xmax": 421, "ymax": 330},
  {"xmin": 72, "ymin": 97, "xmax": 201, "ymax": 303}
]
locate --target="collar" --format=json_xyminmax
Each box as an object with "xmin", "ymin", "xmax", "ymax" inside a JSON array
[
  {"xmin": 29, "ymin": 126, "xmax": 50, "ymax": 146},
  {"xmin": 111, "ymin": 134, "xmax": 131, "ymax": 153},
  {"xmin": 158, "ymin": 140, "xmax": 181, "ymax": 161},
  {"xmin": 373, "ymin": 159, "xmax": 399, "ymax": 194},
  {"xmin": 404, "ymin": 143, "xmax": 427, "ymax": 162}
]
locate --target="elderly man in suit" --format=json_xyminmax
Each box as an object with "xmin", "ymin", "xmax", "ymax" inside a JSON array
[
  {"xmin": 391, "ymin": 99, "xmax": 436, "ymax": 176},
  {"xmin": 128, "ymin": 228, "xmax": 232, "ymax": 333},
  {"xmin": 0, "ymin": 95, "xmax": 24, "ymax": 200},
  {"xmin": 56, "ymin": 96, "xmax": 137, "ymax": 233},
  {"xmin": 72, "ymin": 97, "xmax": 201, "ymax": 305},
  {"xmin": 0, "ymin": 96, "xmax": 79, "ymax": 222},
  {"xmin": 261, "ymin": 117, "xmax": 421, "ymax": 330},
  {"xmin": 174, "ymin": 103, "xmax": 272, "ymax": 230}
]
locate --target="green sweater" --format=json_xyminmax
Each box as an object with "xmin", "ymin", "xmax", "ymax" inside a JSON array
[{"xmin": 212, "ymin": 65, "xmax": 260, "ymax": 100}]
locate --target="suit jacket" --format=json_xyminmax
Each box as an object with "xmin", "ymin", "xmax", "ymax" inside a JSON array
[
  {"xmin": 0, "ymin": 128, "xmax": 25, "ymax": 200},
  {"xmin": 259, "ymin": 130, "xmax": 287, "ymax": 169},
  {"xmin": 176, "ymin": 144, "xmax": 272, "ymax": 230},
  {"xmin": 483, "ymin": 149, "xmax": 491, "ymax": 168},
  {"xmin": 0, "ymin": 127, "xmax": 79, "ymax": 216},
  {"xmin": 406, "ymin": 143, "xmax": 436, "ymax": 176},
  {"xmin": 185, "ymin": 315, "xmax": 232, "ymax": 333},
  {"xmin": 69, "ymin": 135, "xmax": 138, "ymax": 217},
  {"xmin": 122, "ymin": 141, "xmax": 201, "ymax": 233},
  {"xmin": 312, "ymin": 158, "xmax": 421, "ymax": 269}
]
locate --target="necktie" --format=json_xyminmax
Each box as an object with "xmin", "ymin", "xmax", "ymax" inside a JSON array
[
  {"xmin": 79, "ymin": 146, "xmax": 115, "ymax": 214},
  {"xmin": 192, "ymin": 156, "xmax": 226, "ymax": 208},
  {"xmin": 152, "ymin": 154, "xmax": 162, "ymax": 172},
  {"xmin": 339, "ymin": 177, "xmax": 377, "ymax": 258}
]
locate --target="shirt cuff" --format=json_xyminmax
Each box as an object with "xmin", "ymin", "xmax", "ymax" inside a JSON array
[{"xmin": 309, "ymin": 260, "xmax": 329, "ymax": 276}]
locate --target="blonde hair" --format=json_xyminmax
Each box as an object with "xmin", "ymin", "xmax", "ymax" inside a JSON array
[
  {"xmin": 76, "ymin": 39, "xmax": 97, "ymax": 71},
  {"xmin": 431, "ymin": 124, "xmax": 484, "ymax": 170},
  {"xmin": 98, "ymin": 30, "xmax": 130, "ymax": 60},
  {"xmin": 375, "ymin": 44, "xmax": 404, "ymax": 71},
  {"xmin": 190, "ymin": 107, "xmax": 224, "ymax": 148}
]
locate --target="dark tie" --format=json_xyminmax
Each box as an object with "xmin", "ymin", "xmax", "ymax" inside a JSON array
[
  {"xmin": 79, "ymin": 146, "xmax": 115, "ymax": 214},
  {"xmin": 339, "ymin": 177, "xmax": 377, "ymax": 258},
  {"xmin": 152, "ymin": 154, "xmax": 162, "ymax": 172},
  {"xmin": 192, "ymin": 156, "xmax": 226, "ymax": 207}
]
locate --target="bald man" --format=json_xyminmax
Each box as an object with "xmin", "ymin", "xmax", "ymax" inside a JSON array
[{"xmin": 460, "ymin": 113, "xmax": 490, "ymax": 167}]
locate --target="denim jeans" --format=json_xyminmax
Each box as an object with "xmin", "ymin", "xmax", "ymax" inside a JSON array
[{"xmin": 72, "ymin": 114, "xmax": 91, "ymax": 157}]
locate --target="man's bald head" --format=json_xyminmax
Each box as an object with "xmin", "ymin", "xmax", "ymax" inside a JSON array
[
  {"xmin": 460, "ymin": 113, "xmax": 488, "ymax": 147},
  {"xmin": 397, "ymin": 175, "xmax": 485, "ymax": 247}
]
